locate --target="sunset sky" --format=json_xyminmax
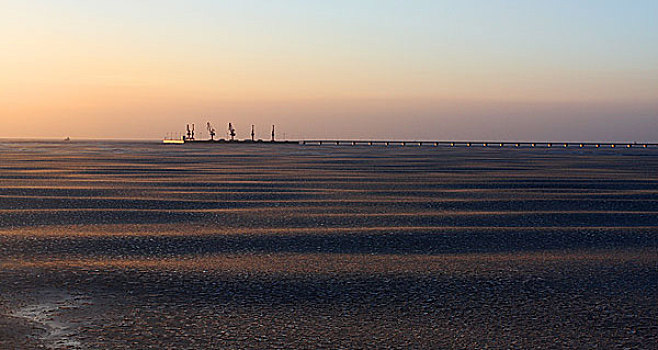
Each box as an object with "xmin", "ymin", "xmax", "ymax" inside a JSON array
[{"xmin": 1, "ymin": 0, "xmax": 657, "ymax": 141}]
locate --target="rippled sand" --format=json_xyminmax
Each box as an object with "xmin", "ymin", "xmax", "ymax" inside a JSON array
[{"xmin": 1, "ymin": 140, "xmax": 656, "ymax": 349}]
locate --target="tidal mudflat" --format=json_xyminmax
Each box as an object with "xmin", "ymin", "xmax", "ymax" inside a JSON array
[{"xmin": 0, "ymin": 140, "xmax": 656, "ymax": 349}]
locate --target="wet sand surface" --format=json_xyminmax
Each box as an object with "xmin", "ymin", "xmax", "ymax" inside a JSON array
[{"xmin": 0, "ymin": 140, "xmax": 656, "ymax": 349}]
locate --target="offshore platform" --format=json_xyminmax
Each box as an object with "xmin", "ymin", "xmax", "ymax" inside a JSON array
[{"xmin": 163, "ymin": 122, "xmax": 657, "ymax": 149}]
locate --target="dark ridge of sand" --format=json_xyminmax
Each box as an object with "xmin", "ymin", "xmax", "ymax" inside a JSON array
[{"xmin": 1, "ymin": 141, "xmax": 657, "ymax": 349}]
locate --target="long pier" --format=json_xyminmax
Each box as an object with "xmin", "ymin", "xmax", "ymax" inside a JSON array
[
  {"xmin": 299, "ymin": 140, "xmax": 658, "ymax": 149},
  {"xmin": 164, "ymin": 138, "xmax": 657, "ymax": 149}
]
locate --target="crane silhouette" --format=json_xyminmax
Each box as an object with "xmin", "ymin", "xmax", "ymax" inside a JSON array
[
  {"xmin": 207, "ymin": 122, "xmax": 216, "ymax": 140},
  {"xmin": 228, "ymin": 123, "xmax": 236, "ymax": 141}
]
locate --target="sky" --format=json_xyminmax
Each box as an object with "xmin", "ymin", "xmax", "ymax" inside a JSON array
[{"xmin": 1, "ymin": 0, "xmax": 657, "ymax": 141}]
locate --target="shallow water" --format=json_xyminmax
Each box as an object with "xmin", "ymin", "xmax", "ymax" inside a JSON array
[
  {"xmin": 1, "ymin": 141, "xmax": 656, "ymax": 349},
  {"xmin": 9, "ymin": 290, "xmax": 90, "ymax": 349}
]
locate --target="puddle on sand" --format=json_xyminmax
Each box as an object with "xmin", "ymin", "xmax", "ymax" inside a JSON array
[{"xmin": 9, "ymin": 290, "xmax": 92, "ymax": 349}]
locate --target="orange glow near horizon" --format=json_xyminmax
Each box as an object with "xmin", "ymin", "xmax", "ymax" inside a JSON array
[{"xmin": 1, "ymin": 1, "xmax": 657, "ymax": 140}]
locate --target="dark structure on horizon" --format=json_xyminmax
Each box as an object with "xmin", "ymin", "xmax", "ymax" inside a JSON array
[
  {"xmin": 165, "ymin": 122, "xmax": 657, "ymax": 148},
  {"xmin": 206, "ymin": 122, "xmax": 216, "ymax": 141},
  {"xmin": 167, "ymin": 122, "xmax": 296, "ymax": 144},
  {"xmin": 228, "ymin": 123, "xmax": 236, "ymax": 141}
]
